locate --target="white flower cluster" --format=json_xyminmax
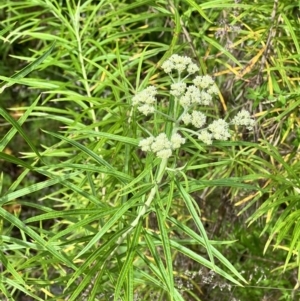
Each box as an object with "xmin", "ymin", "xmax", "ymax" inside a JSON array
[
  {"xmin": 161, "ymin": 55, "xmax": 218, "ymax": 108},
  {"xmin": 139, "ymin": 133, "xmax": 185, "ymax": 159},
  {"xmin": 176, "ymin": 74, "xmax": 219, "ymax": 135},
  {"xmin": 231, "ymin": 109, "xmax": 255, "ymax": 130},
  {"xmin": 132, "ymin": 86, "xmax": 157, "ymax": 116},
  {"xmin": 170, "ymin": 82, "xmax": 187, "ymax": 97},
  {"xmin": 182, "ymin": 110, "xmax": 206, "ymax": 128},
  {"xmin": 133, "ymin": 54, "xmax": 255, "ymax": 155},
  {"xmin": 196, "ymin": 111, "xmax": 255, "ymax": 145},
  {"xmin": 197, "ymin": 119, "xmax": 231, "ymax": 145},
  {"xmin": 161, "ymin": 54, "xmax": 199, "ymax": 74},
  {"xmin": 178, "ymin": 76, "xmax": 218, "ymax": 109}
]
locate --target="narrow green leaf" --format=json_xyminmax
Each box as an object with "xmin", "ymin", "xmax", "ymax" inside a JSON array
[
  {"xmin": 114, "ymin": 221, "xmax": 142, "ymax": 301},
  {"xmin": 37, "ymin": 163, "xmax": 133, "ymax": 182},
  {"xmin": 203, "ymin": 35, "xmax": 243, "ymax": 67},
  {"xmin": 156, "ymin": 2, "xmax": 181, "ymax": 68},
  {"xmin": 284, "ymin": 223, "xmax": 300, "ymax": 271},
  {"xmin": 0, "ymin": 171, "xmax": 81, "ymax": 205},
  {"xmin": 0, "ymin": 152, "xmax": 33, "ymax": 170},
  {"xmin": 0, "ymin": 235, "xmax": 45, "ymax": 251},
  {"xmin": 0, "ymin": 23, "xmax": 16, "ymax": 38},
  {"xmin": 156, "ymin": 205, "xmax": 174, "ymax": 298},
  {"xmin": 170, "ymin": 239, "xmax": 244, "ymax": 286},
  {"xmin": 137, "ymin": 250, "xmax": 185, "ymax": 301},
  {"xmin": 0, "ymin": 75, "xmax": 60, "ymax": 89},
  {"xmin": 67, "ymin": 229, "xmax": 129, "ymax": 301},
  {"xmin": 0, "ymin": 207, "xmax": 76, "ymax": 269},
  {"xmin": 126, "ymin": 262, "xmax": 134, "ymax": 301},
  {"xmin": 0, "ymin": 95, "xmax": 40, "ymax": 152},
  {"xmin": 4, "ymin": 277, "xmax": 44, "ymax": 301},
  {"xmin": 67, "ymin": 256, "xmax": 105, "ymax": 301},
  {"xmin": 0, "ymin": 41, "xmax": 56, "ymax": 93},
  {"xmin": 0, "ymin": 251, "xmax": 30, "ymax": 289},
  {"xmin": 183, "ymin": 0, "xmax": 212, "ymax": 23},
  {"xmin": 74, "ymin": 197, "xmax": 138, "ymax": 259},
  {"xmin": 78, "ymin": 130, "xmax": 139, "ymax": 146},
  {"xmin": 44, "ymin": 131, "xmax": 127, "ymax": 183},
  {"xmin": 37, "ymin": 170, "xmax": 106, "ymax": 206},
  {"xmin": 48, "ymin": 210, "xmax": 117, "ymax": 242},
  {"xmin": 144, "ymin": 229, "xmax": 172, "ymax": 292},
  {"xmin": 24, "ymin": 208, "xmax": 110, "ymax": 223},
  {"xmin": 175, "ymin": 179, "xmax": 215, "ymax": 269},
  {"xmin": 281, "ymin": 13, "xmax": 300, "ymax": 54},
  {"xmin": 0, "ymin": 281, "xmax": 11, "ymax": 299},
  {"xmin": 121, "ymin": 158, "xmax": 159, "ymax": 191},
  {"xmin": 168, "ymin": 217, "xmax": 247, "ymax": 284},
  {"xmin": 135, "ymin": 262, "xmax": 166, "ymax": 288},
  {"xmin": 0, "ymin": 106, "xmax": 42, "ymax": 160}
]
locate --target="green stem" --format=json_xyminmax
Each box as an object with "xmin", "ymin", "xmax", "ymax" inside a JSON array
[
  {"xmin": 73, "ymin": 5, "xmax": 98, "ymax": 132},
  {"xmin": 93, "ymin": 158, "xmax": 169, "ymax": 295},
  {"xmin": 116, "ymin": 157, "xmax": 168, "ymax": 245}
]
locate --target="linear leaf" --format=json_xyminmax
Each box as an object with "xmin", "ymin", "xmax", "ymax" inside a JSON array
[
  {"xmin": 170, "ymin": 239, "xmax": 244, "ymax": 286},
  {"xmin": 114, "ymin": 221, "xmax": 142, "ymax": 301},
  {"xmin": 168, "ymin": 217, "xmax": 247, "ymax": 284},
  {"xmin": 0, "ymin": 22, "xmax": 15, "ymax": 38},
  {"xmin": 74, "ymin": 196, "xmax": 138, "ymax": 259},
  {"xmin": 144, "ymin": 229, "xmax": 172, "ymax": 292},
  {"xmin": 43, "ymin": 131, "xmax": 126, "ymax": 183},
  {"xmin": 0, "ymin": 106, "xmax": 42, "ymax": 160},
  {"xmin": 156, "ymin": 205, "xmax": 174, "ymax": 298},
  {"xmin": 0, "ymin": 207, "xmax": 76, "ymax": 269},
  {"xmin": 175, "ymin": 179, "xmax": 215, "ymax": 268},
  {"xmin": 0, "ymin": 41, "xmax": 56, "ymax": 93},
  {"xmin": 0, "ymin": 171, "xmax": 81, "ymax": 205},
  {"xmin": 0, "ymin": 152, "xmax": 33, "ymax": 170}
]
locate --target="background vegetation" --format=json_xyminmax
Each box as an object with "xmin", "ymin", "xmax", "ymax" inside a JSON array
[{"xmin": 0, "ymin": 0, "xmax": 299, "ymax": 300}]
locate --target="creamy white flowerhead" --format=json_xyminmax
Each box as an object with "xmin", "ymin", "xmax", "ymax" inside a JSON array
[
  {"xmin": 170, "ymin": 82, "xmax": 187, "ymax": 97},
  {"xmin": 187, "ymin": 63, "xmax": 200, "ymax": 74},
  {"xmin": 156, "ymin": 148, "xmax": 173, "ymax": 159},
  {"xmin": 179, "ymin": 85, "xmax": 202, "ymax": 108},
  {"xmin": 179, "ymin": 94, "xmax": 192, "ymax": 108},
  {"xmin": 138, "ymin": 136, "xmax": 155, "ymax": 152},
  {"xmin": 231, "ymin": 109, "xmax": 255, "ymax": 130},
  {"xmin": 199, "ymin": 91, "xmax": 212, "ymax": 105},
  {"xmin": 191, "ymin": 110, "xmax": 206, "ymax": 128},
  {"xmin": 170, "ymin": 133, "xmax": 186, "ymax": 149},
  {"xmin": 181, "ymin": 113, "xmax": 192, "ymax": 125},
  {"xmin": 132, "ymin": 86, "xmax": 157, "ymax": 115},
  {"xmin": 208, "ymin": 119, "xmax": 231, "ymax": 140},
  {"xmin": 151, "ymin": 133, "xmax": 172, "ymax": 153},
  {"xmin": 132, "ymin": 86, "xmax": 157, "ymax": 106},
  {"xmin": 198, "ymin": 130, "xmax": 213, "ymax": 145},
  {"xmin": 193, "ymin": 75, "xmax": 215, "ymax": 89},
  {"xmin": 138, "ymin": 132, "xmax": 186, "ymax": 159},
  {"xmin": 137, "ymin": 104, "xmax": 155, "ymax": 116},
  {"xmin": 161, "ymin": 54, "xmax": 199, "ymax": 74}
]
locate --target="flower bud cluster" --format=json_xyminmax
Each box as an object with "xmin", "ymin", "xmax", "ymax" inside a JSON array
[{"xmin": 138, "ymin": 133, "xmax": 185, "ymax": 159}]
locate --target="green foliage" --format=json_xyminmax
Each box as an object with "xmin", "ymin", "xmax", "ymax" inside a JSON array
[{"xmin": 0, "ymin": 0, "xmax": 300, "ymax": 300}]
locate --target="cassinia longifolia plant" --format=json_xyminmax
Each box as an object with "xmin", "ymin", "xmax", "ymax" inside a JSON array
[{"xmin": 115, "ymin": 54, "xmax": 255, "ymax": 256}]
